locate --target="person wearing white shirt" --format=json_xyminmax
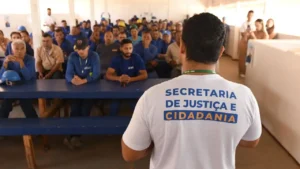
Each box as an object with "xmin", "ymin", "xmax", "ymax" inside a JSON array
[
  {"xmin": 239, "ymin": 10, "xmax": 255, "ymax": 78},
  {"xmin": 165, "ymin": 31, "xmax": 182, "ymax": 78},
  {"xmin": 122, "ymin": 13, "xmax": 262, "ymax": 169},
  {"xmin": 43, "ymin": 8, "xmax": 56, "ymax": 32}
]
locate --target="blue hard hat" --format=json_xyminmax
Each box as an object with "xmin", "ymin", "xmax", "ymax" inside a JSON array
[
  {"xmin": 0, "ymin": 70, "xmax": 21, "ymax": 84},
  {"xmin": 18, "ymin": 25, "xmax": 27, "ymax": 31},
  {"xmin": 163, "ymin": 30, "xmax": 171, "ymax": 36}
]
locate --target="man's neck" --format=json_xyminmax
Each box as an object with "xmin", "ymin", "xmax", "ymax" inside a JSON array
[
  {"xmin": 182, "ymin": 61, "xmax": 216, "ymax": 75},
  {"xmin": 247, "ymin": 19, "xmax": 251, "ymax": 22},
  {"xmin": 132, "ymin": 35, "xmax": 137, "ymax": 39},
  {"xmin": 105, "ymin": 42, "xmax": 113, "ymax": 46},
  {"xmin": 122, "ymin": 55, "xmax": 131, "ymax": 60},
  {"xmin": 176, "ymin": 41, "xmax": 180, "ymax": 46},
  {"xmin": 80, "ymin": 55, "xmax": 88, "ymax": 60},
  {"xmin": 44, "ymin": 45, "xmax": 52, "ymax": 51}
]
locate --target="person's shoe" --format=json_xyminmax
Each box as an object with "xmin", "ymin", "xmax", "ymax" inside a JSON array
[
  {"xmin": 70, "ymin": 137, "xmax": 83, "ymax": 148},
  {"xmin": 63, "ymin": 137, "xmax": 74, "ymax": 150}
]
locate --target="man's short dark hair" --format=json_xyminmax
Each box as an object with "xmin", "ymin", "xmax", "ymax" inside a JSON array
[
  {"xmin": 47, "ymin": 8, "xmax": 51, "ymax": 10},
  {"xmin": 120, "ymin": 39, "xmax": 132, "ymax": 46},
  {"xmin": 142, "ymin": 30, "xmax": 151, "ymax": 35},
  {"xmin": 112, "ymin": 26, "xmax": 119, "ymax": 30},
  {"xmin": 248, "ymin": 10, "xmax": 254, "ymax": 14},
  {"xmin": 55, "ymin": 28, "xmax": 63, "ymax": 33},
  {"xmin": 10, "ymin": 32, "xmax": 21, "ymax": 38},
  {"xmin": 182, "ymin": 13, "xmax": 225, "ymax": 64},
  {"xmin": 42, "ymin": 33, "xmax": 52, "ymax": 38},
  {"xmin": 20, "ymin": 30, "xmax": 29, "ymax": 36}
]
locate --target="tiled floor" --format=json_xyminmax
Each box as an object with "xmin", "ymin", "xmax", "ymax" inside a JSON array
[{"xmin": 0, "ymin": 56, "xmax": 299, "ymax": 169}]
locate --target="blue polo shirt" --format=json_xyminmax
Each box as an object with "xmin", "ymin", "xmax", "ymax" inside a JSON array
[
  {"xmin": 62, "ymin": 26, "xmax": 70, "ymax": 35},
  {"xmin": 65, "ymin": 51, "xmax": 101, "ymax": 83},
  {"xmin": 65, "ymin": 34, "xmax": 84, "ymax": 47},
  {"xmin": 0, "ymin": 54, "xmax": 36, "ymax": 81},
  {"xmin": 128, "ymin": 36, "xmax": 142, "ymax": 46},
  {"xmin": 110, "ymin": 53, "xmax": 145, "ymax": 77},
  {"xmin": 133, "ymin": 42, "xmax": 158, "ymax": 63},
  {"xmin": 5, "ymin": 42, "xmax": 34, "ymax": 57},
  {"xmin": 53, "ymin": 38, "xmax": 74, "ymax": 56},
  {"xmin": 47, "ymin": 31, "xmax": 55, "ymax": 38}
]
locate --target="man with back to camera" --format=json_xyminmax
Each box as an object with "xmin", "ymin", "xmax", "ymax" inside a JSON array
[
  {"xmin": 121, "ymin": 13, "xmax": 262, "ymax": 169},
  {"xmin": 64, "ymin": 37, "xmax": 100, "ymax": 149},
  {"xmin": 106, "ymin": 39, "xmax": 147, "ymax": 115}
]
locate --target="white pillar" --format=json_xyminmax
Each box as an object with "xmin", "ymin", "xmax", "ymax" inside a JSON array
[
  {"xmin": 90, "ymin": 0, "xmax": 95, "ymax": 23},
  {"xmin": 30, "ymin": 0, "xmax": 42, "ymax": 55},
  {"xmin": 69, "ymin": 0, "xmax": 76, "ymax": 27}
]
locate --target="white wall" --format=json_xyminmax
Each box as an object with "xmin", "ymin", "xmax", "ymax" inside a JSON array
[{"xmin": 245, "ymin": 40, "xmax": 300, "ymax": 164}]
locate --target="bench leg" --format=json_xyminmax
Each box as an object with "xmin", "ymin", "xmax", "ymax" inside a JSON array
[
  {"xmin": 38, "ymin": 98, "xmax": 46, "ymax": 117},
  {"xmin": 23, "ymin": 135, "xmax": 37, "ymax": 169}
]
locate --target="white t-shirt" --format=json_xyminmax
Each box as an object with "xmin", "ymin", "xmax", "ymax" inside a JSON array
[
  {"xmin": 123, "ymin": 74, "xmax": 261, "ymax": 169},
  {"xmin": 43, "ymin": 15, "xmax": 56, "ymax": 32},
  {"xmin": 240, "ymin": 21, "xmax": 255, "ymax": 33}
]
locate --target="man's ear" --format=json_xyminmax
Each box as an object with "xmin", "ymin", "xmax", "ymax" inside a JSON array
[{"xmin": 218, "ymin": 46, "xmax": 225, "ymax": 59}]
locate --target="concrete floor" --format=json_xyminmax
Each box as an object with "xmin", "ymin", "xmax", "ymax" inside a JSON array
[{"xmin": 0, "ymin": 56, "xmax": 299, "ymax": 169}]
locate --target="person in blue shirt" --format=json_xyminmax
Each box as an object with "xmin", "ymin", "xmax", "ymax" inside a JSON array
[
  {"xmin": 151, "ymin": 29, "xmax": 163, "ymax": 54},
  {"xmin": 133, "ymin": 30, "xmax": 158, "ymax": 78},
  {"xmin": 128, "ymin": 25, "xmax": 142, "ymax": 46},
  {"xmin": 0, "ymin": 39, "xmax": 37, "ymax": 118},
  {"xmin": 114, "ymin": 32, "xmax": 127, "ymax": 45},
  {"xmin": 66, "ymin": 25, "xmax": 86, "ymax": 47},
  {"xmin": 88, "ymin": 31, "xmax": 101, "ymax": 52},
  {"xmin": 155, "ymin": 30, "xmax": 174, "ymax": 78},
  {"xmin": 53, "ymin": 28, "xmax": 74, "ymax": 73},
  {"xmin": 99, "ymin": 24, "xmax": 106, "ymax": 42},
  {"xmin": 112, "ymin": 26, "xmax": 119, "ymax": 42},
  {"xmin": 106, "ymin": 39, "xmax": 147, "ymax": 115},
  {"xmin": 81, "ymin": 21, "xmax": 92, "ymax": 38},
  {"xmin": 64, "ymin": 37, "xmax": 100, "ymax": 149},
  {"xmin": 61, "ymin": 20, "xmax": 70, "ymax": 35},
  {"xmin": 5, "ymin": 32, "xmax": 34, "ymax": 56},
  {"xmin": 47, "ymin": 24, "xmax": 55, "ymax": 38}
]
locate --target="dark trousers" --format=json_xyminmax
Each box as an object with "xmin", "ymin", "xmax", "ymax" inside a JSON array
[
  {"xmin": 0, "ymin": 99, "xmax": 37, "ymax": 118},
  {"xmin": 37, "ymin": 70, "xmax": 63, "ymax": 79},
  {"xmin": 70, "ymin": 99, "xmax": 94, "ymax": 117}
]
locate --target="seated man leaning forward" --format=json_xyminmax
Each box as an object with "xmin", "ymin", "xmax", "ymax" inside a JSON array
[
  {"xmin": 64, "ymin": 36, "xmax": 100, "ymax": 149},
  {"xmin": 106, "ymin": 39, "xmax": 148, "ymax": 116},
  {"xmin": 0, "ymin": 39, "xmax": 37, "ymax": 118}
]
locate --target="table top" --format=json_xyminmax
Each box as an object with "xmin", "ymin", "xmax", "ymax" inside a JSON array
[{"xmin": 0, "ymin": 79, "xmax": 169, "ymax": 99}]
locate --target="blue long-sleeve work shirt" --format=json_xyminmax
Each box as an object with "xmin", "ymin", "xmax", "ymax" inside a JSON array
[
  {"xmin": 65, "ymin": 51, "xmax": 101, "ymax": 83},
  {"xmin": 0, "ymin": 54, "xmax": 36, "ymax": 81},
  {"xmin": 133, "ymin": 42, "xmax": 158, "ymax": 63}
]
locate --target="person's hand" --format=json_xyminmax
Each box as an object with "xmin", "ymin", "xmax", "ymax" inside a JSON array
[
  {"xmin": 71, "ymin": 76, "xmax": 87, "ymax": 86},
  {"xmin": 3, "ymin": 56, "xmax": 16, "ymax": 69},
  {"xmin": 169, "ymin": 60, "xmax": 177, "ymax": 67},
  {"xmin": 119, "ymin": 74, "xmax": 130, "ymax": 83},
  {"xmin": 38, "ymin": 72, "xmax": 44, "ymax": 79},
  {"xmin": 14, "ymin": 57, "xmax": 25, "ymax": 68},
  {"xmin": 150, "ymin": 60, "xmax": 158, "ymax": 67},
  {"xmin": 43, "ymin": 73, "xmax": 52, "ymax": 79}
]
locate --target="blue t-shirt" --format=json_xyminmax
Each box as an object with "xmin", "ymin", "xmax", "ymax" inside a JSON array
[
  {"xmin": 65, "ymin": 34, "xmax": 82, "ymax": 47},
  {"xmin": 133, "ymin": 42, "xmax": 158, "ymax": 63},
  {"xmin": 81, "ymin": 28, "xmax": 92, "ymax": 38},
  {"xmin": 161, "ymin": 40, "xmax": 174, "ymax": 54},
  {"xmin": 128, "ymin": 36, "xmax": 142, "ymax": 46},
  {"xmin": 110, "ymin": 53, "xmax": 145, "ymax": 77},
  {"xmin": 47, "ymin": 31, "xmax": 55, "ymax": 38},
  {"xmin": 151, "ymin": 38, "xmax": 163, "ymax": 54}
]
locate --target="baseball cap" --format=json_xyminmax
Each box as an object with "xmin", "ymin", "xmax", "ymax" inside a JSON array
[
  {"xmin": 130, "ymin": 24, "xmax": 138, "ymax": 30},
  {"xmin": 18, "ymin": 26, "xmax": 26, "ymax": 31},
  {"xmin": 74, "ymin": 37, "xmax": 89, "ymax": 50},
  {"xmin": 163, "ymin": 30, "xmax": 171, "ymax": 36}
]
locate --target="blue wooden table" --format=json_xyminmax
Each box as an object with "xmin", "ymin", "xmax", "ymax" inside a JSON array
[{"xmin": 0, "ymin": 79, "xmax": 168, "ymax": 99}]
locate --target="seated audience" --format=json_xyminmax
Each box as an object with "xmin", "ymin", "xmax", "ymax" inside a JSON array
[
  {"xmin": 266, "ymin": 19, "xmax": 278, "ymax": 39},
  {"xmin": 250, "ymin": 19, "xmax": 269, "ymax": 39},
  {"xmin": 81, "ymin": 21, "xmax": 92, "ymax": 38},
  {"xmin": 133, "ymin": 30, "xmax": 158, "ymax": 78},
  {"xmin": 61, "ymin": 20, "xmax": 70, "ymax": 35},
  {"xmin": 89, "ymin": 31, "xmax": 101, "ymax": 52},
  {"xmin": 5, "ymin": 32, "xmax": 34, "ymax": 56},
  {"xmin": 128, "ymin": 25, "xmax": 142, "ymax": 46},
  {"xmin": 96, "ymin": 31, "xmax": 120, "ymax": 75},
  {"xmin": 106, "ymin": 39, "xmax": 147, "ymax": 115},
  {"xmin": 166, "ymin": 31, "xmax": 182, "ymax": 78},
  {"xmin": 0, "ymin": 40, "xmax": 37, "ymax": 118},
  {"xmin": 0, "ymin": 30, "xmax": 9, "ymax": 57},
  {"xmin": 151, "ymin": 30, "xmax": 163, "ymax": 53},
  {"xmin": 66, "ymin": 25, "xmax": 85, "ymax": 47},
  {"xmin": 20, "ymin": 30, "xmax": 32, "ymax": 47},
  {"xmin": 65, "ymin": 37, "xmax": 100, "ymax": 149}
]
